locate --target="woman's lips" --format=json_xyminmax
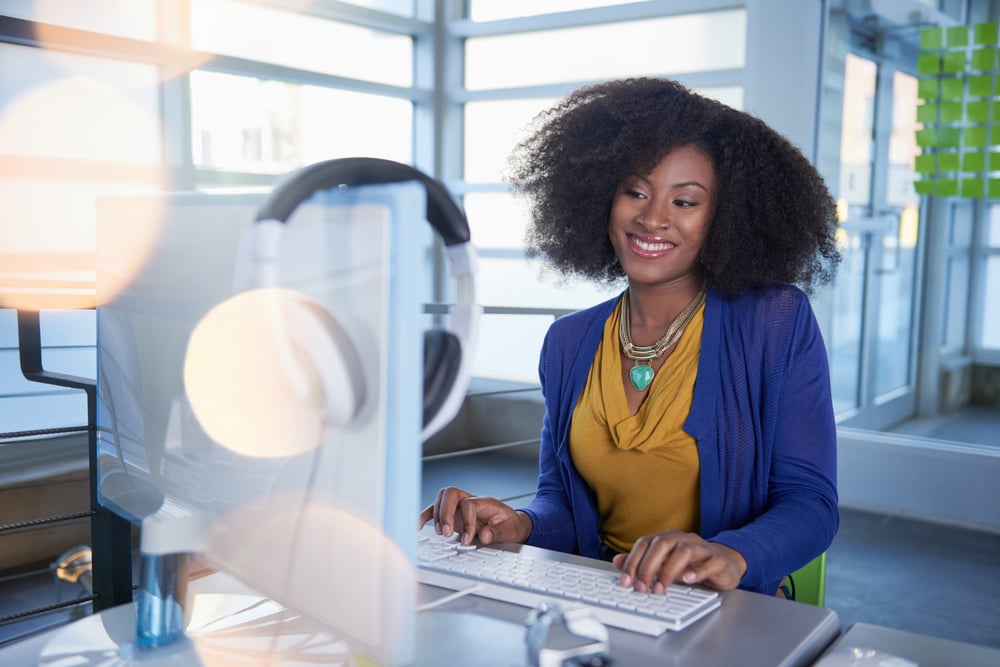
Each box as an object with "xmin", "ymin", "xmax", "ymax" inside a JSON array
[{"xmin": 628, "ymin": 234, "xmax": 675, "ymax": 258}]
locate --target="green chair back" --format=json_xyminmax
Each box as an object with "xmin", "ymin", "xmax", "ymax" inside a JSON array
[{"xmin": 790, "ymin": 552, "xmax": 827, "ymax": 607}]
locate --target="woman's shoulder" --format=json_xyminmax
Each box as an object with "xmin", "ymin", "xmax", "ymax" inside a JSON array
[
  {"xmin": 551, "ymin": 293, "xmax": 620, "ymax": 329},
  {"xmin": 711, "ymin": 284, "xmax": 818, "ymax": 338},
  {"xmin": 545, "ymin": 293, "xmax": 620, "ymax": 343},
  {"xmin": 713, "ymin": 283, "xmax": 810, "ymax": 314},
  {"xmin": 538, "ymin": 294, "xmax": 619, "ymax": 379}
]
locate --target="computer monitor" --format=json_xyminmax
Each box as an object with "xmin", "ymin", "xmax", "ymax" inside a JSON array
[{"xmin": 91, "ymin": 184, "xmax": 430, "ymax": 664}]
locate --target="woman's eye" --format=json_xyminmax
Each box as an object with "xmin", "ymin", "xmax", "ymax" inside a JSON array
[
  {"xmin": 625, "ymin": 189, "xmax": 646, "ymax": 199},
  {"xmin": 674, "ymin": 199, "xmax": 696, "ymax": 208}
]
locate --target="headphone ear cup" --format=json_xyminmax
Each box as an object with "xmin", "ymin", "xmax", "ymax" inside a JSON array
[
  {"xmin": 184, "ymin": 288, "xmax": 365, "ymax": 457},
  {"xmin": 287, "ymin": 293, "xmax": 366, "ymax": 429},
  {"xmin": 422, "ymin": 329, "xmax": 462, "ymax": 429}
]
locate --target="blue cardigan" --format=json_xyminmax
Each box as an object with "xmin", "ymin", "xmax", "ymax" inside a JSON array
[{"xmin": 520, "ymin": 285, "xmax": 839, "ymax": 595}]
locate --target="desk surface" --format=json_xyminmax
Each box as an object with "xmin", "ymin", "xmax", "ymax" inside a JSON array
[
  {"xmin": 0, "ymin": 543, "xmax": 841, "ymax": 667},
  {"xmin": 817, "ymin": 622, "xmax": 1000, "ymax": 667}
]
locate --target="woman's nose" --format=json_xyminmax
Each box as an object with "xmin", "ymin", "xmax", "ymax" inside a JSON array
[{"xmin": 636, "ymin": 200, "xmax": 670, "ymax": 230}]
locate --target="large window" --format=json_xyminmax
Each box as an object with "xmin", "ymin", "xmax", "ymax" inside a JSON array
[
  {"xmin": 0, "ymin": 3, "xmax": 425, "ymax": 432},
  {"xmin": 0, "ymin": 45, "xmax": 161, "ymax": 163},
  {"xmin": 469, "ymin": 0, "xmax": 626, "ymax": 21},
  {"xmin": 830, "ymin": 53, "xmax": 877, "ymax": 413},
  {"xmin": 464, "ymin": 10, "xmax": 746, "ymax": 90},
  {"xmin": 0, "ymin": 0, "xmax": 157, "ymax": 40},
  {"xmin": 981, "ymin": 205, "xmax": 1000, "ymax": 350},
  {"xmin": 874, "ymin": 72, "xmax": 920, "ymax": 399},
  {"xmin": 190, "ymin": 0, "xmax": 413, "ymax": 87},
  {"xmin": 0, "ymin": 36, "xmax": 165, "ymax": 429},
  {"xmin": 828, "ymin": 50, "xmax": 925, "ymax": 425},
  {"xmin": 190, "ymin": 71, "xmax": 412, "ymax": 175},
  {"xmin": 945, "ymin": 203, "xmax": 974, "ymax": 354}
]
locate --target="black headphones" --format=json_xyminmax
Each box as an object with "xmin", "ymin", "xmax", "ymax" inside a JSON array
[{"xmin": 250, "ymin": 157, "xmax": 479, "ymax": 442}]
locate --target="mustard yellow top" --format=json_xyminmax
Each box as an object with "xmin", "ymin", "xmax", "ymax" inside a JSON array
[{"xmin": 569, "ymin": 296, "xmax": 703, "ymax": 554}]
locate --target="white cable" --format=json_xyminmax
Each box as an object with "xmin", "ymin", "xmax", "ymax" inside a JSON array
[{"xmin": 415, "ymin": 584, "xmax": 483, "ymax": 612}]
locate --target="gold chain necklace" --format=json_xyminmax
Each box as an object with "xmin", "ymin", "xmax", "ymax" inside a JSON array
[{"xmin": 619, "ymin": 283, "xmax": 707, "ymax": 391}]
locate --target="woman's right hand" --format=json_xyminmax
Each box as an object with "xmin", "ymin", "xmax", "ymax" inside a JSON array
[{"xmin": 418, "ymin": 486, "xmax": 532, "ymax": 546}]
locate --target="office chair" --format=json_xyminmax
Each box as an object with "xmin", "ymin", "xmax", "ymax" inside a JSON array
[{"xmin": 789, "ymin": 552, "xmax": 828, "ymax": 607}]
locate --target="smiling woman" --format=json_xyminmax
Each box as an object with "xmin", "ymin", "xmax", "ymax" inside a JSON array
[{"xmin": 422, "ymin": 76, "xmax": 841, "ymax": 601}]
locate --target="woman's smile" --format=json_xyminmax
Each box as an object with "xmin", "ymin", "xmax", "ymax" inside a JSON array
[{"xmin": 628, "ymin": 233, "xmax": 676, "ymax": 257}]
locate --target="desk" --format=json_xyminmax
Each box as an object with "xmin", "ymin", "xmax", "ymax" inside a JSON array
[
  {"xmin": 416, "ymin": 542, "xmax": 840, "ymax": 667},
  {"xmin": 817, "ymin": 622, "xmax": 1000, "ymax": 667},
  {"xmin": 0, "ymin": 544, "xmax": 840, "ymax": 667}
]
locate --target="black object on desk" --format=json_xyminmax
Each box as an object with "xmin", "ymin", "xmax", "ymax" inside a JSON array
[{"xmin": 15, "ymin": 309, "xmax": 133, "ymax": 613}]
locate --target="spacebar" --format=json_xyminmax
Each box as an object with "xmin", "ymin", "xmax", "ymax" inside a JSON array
[{"xmin": 416, "ymin": 568, "xmax": 670, "ymax": 636}]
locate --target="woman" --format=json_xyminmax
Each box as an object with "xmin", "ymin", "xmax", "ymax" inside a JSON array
[{"xmin": 420, "ymin": 77, "xmax": 840, "ymax": 597}]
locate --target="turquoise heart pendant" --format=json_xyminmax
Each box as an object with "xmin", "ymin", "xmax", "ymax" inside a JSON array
[{"xmin": 629, "ymin": 364, "xmax": 654, "ymax": 391}]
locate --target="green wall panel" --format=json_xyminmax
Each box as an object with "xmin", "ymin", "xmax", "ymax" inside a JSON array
[
  {"xmin": 969, "ymin": 75, "xmax": 993, "ymax": 97},
  {"xmin": 917, "ymin": 23, "xmax": 1000, "ymax": 198},
  {"xmin": 968, "ymin": 100, "xmax": 990, "ymax": 122},
  {"xmin": 973, "ymin": 22, "xmax": 998, "ymax": 45},
  {"xmin": 938, "ymin": 152, "xmax": 960, "ymax": 171},
  {"xmin": 961, "ymin": 151, "xmax": 986, "ymax": 171},
  {"xmin": 921, "ymin": 27, "xmax": 943, "ymax": 49},
  {"xmin": 972, "ymin": 48, "xmax": 995, "ymax": 70},
  {"xmin": 947, "ymin": 25, "xmax": 969, "ymax": 47}
]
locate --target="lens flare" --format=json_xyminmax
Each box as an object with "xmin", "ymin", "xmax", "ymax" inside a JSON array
[
  {"xmin": 0, "ymin": 76, "xmax": 168, "ymax": 310},
  {"xmin": 196, "ymin": 497, "xmax": 415, "ymax": 666},
  {"xmin": 184, "ymin": 288, "xmax": 329, "ymax": 458}
]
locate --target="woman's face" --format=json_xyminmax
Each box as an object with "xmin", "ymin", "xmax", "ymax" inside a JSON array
[{"xmin": 608, "ymin": 144, "xmax": 716, "ymax": 290}]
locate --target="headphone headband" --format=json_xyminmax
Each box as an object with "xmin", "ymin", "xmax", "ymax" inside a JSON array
[{"xmin": 255, "ymin": 157, "xmax": 470, "ymax": 247}]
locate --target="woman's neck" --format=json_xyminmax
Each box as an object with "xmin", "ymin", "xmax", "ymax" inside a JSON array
[{"xmin": 626, "ymin": 278, "xmax": 706, "ymax": 336}]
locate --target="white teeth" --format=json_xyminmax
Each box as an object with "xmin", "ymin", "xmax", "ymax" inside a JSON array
[{"xmin": 633, "ymin": 237, "xmax": 673, "ymax": 251}]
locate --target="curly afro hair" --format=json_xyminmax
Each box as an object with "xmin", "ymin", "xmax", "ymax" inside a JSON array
[{"xmin": 506, "ymin": 77, "xmax": 840, "ymax": 296}]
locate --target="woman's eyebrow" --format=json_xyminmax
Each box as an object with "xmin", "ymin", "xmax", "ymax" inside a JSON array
[
  {"xmin": 624, "ymin": 174, "xmax": 711, "ymax": 193},
  {"xmin": 674, "ymin": 180, "xmax": 710, "ymax": 193}
]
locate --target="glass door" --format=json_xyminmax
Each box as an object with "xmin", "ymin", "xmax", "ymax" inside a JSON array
[{"xmin": 830, "ymin": 53, "xmax": 923, "ymax": 429}]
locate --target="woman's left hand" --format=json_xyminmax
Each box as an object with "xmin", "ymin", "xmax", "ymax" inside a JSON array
[{"xmin": 612, "ymin": 530, "xmax": 747, "ymax": 593}]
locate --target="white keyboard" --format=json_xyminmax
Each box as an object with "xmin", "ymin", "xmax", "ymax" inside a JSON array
[{"xmin": 416, "ymin": 534, "xmax": 721, "ymax": 635}]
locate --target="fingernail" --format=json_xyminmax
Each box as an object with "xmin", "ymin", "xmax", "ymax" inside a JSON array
[
  {"xmin": 442, "ymin": 524, "xmax": 451, "ymax": 536},
  {"xmin": 683, "ymin": 572, "xmax": 696, "ymax": 583},
  {"xmin": 634, "ymin": 581, "xmax": 646, "ymax": 593},
  {"xmin": 620, "ymin": 574, "xmax": 631, "ymax": 587}
]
